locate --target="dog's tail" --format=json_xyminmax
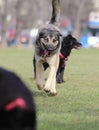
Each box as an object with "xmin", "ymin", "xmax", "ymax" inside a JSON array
[{"xmin": 49, "ymin": 0, "xmax": 60, "ymax": 24}]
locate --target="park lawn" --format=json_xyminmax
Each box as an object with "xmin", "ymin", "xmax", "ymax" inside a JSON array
[{"xmin": 0, "ymin": 47, "xmax": 99, "ymax": 130}]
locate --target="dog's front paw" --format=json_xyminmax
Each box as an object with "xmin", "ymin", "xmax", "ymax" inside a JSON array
[
  {"xmin": 44, "ymin": 88, "xmax": 57, "ymax": 96},
  {"xmin": 56, "ymin": 75, "xmax": 62, "ymax": 83},
  {"xmin": 44, "ymin": 88, "xmax": 50, "ymax": 93},
  {"xmin": 56, "ymin": 76, "xmax": 65, "ymax": 83},
  {"xmin": 49, "ymin": 92, "xmax": 57, "ymax": 96},
  {"xmin": 56, "ymin": 79, "xmax": 63, "ymax": 84},
  {"xmin": 37, "ymin": 83, "xmax": 44, "ymax": 90},
  {"xmin": 37, "ymin": 84, "xmax": 42, "ymax": 90}
]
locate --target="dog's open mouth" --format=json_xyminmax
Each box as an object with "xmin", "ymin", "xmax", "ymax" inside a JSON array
[
  {"xmin": 43, "ymin": 47, "xmax": 56, "ymax": 56},
  {"xmin": 43, "ymin": 45, "xmax": 58, "ymax": 57},
  {"xmin": 74, "ymin": 45, "xmax": 80, "ymax": 49},
  {"xmin": 44, "ymin": 49, "xmax": 49, "ymax": 56},
  {"xmin": 74, "ymin": 44, "xmax": 82, "ymax": 49}
]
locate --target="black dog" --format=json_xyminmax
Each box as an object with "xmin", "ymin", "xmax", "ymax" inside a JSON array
[
  {"xmin": 0, "ymin": 67, "xmax": 36, "ymax": 130},
  {"xmin": 33, "ymin": 34, "xmax": 82, "ymax": 84},
  {"xmin": 56, "ymin": 34, "xmax": 82, "ymax": 83}
]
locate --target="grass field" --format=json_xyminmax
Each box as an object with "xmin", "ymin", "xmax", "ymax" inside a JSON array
[{"xmin": 0, "ymin": 47, "xmax": 99, "ymax": 130}]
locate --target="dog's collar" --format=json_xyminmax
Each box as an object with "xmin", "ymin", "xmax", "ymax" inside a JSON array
[
  {"xmin": 4, "ymin": 98, "xmax": 26, "ymax": 111},
  {"xmin": 59, "ymin": 52, "xmax": 68, "ymax": 61}
]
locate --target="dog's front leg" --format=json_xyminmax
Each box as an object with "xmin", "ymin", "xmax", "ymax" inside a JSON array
[
  {"xmin": 36, "ymin": 61, "xmax": 45, "ymax": 90},
  {"xmin": 56, "ymin": 67, "xmax": 64, "ymax": 83},
  {"xmin": 44, "ymin": 54, "xmax": 59, "ymax": 96},
  {"xmin": 50, "ymin": 66, "xmax": 57, "ymax": 95},
  {"xmin": 59, "ymin": 67, "xmax": 65, "ymax": 83},
  {"xmin": 44, "ymin": 66, "xmax": 57, "ymax": 96}
]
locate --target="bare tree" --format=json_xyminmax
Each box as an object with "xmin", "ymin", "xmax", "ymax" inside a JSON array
[
  {"xmin": 0, "ymin": 0, "xmax": 94, "ymax": 40},
  {"xmin": 61, "ymin": 0, "xmax": 93, "ymax": 38}
]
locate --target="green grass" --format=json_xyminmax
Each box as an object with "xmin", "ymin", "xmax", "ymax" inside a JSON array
[{"xmin": 0, "ymin": 47, "xmax": 99, "ymax": 130}]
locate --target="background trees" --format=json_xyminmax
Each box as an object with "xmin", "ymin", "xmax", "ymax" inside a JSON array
[{"xmin": 0, "ymin": 0, "xmax": 93, "ymax": 39}]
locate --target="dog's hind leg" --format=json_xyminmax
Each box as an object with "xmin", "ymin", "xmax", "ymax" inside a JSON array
[
  {"xmin": 36, "ymin": 61, "xmax": 45, "ymax": 90},
  {"xmin": 33, "ymin": 56, "xmax": 36, "ymax": 79}
]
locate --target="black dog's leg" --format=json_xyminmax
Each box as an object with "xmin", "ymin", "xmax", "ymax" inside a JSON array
[
  {"xmin": 56, "ymin": 66, "xmax": 65, "ymax": 83},
  {"xmin": 56, "ymin": 67, "xmax": 61, "ymax": 83},
  {"xmin": 56, "ymin": 58, "xmax": 65, "ymax": 83},
  {"xmin": 56, "ymin": 61, "xmax": 62, "ymax": 83},
  {"xmin": 59, "ymin": 67, "xmax": 65, "ymax": 83},
  {"xmin": 56, "ymin": 58, "xmax": 66, "ymax": 83},
  {"xmin": 33, "ymin": 56, "xmax": 36, "ymax": 79}
]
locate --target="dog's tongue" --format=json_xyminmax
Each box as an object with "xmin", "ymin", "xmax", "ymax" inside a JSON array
[{"xmin": 44, "ymin": 50, "xmax": 49, "ymax": 56}]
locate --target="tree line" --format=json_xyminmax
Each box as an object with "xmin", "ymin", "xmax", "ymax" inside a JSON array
[{"xmin": 0, "ymin": 0, "xmax": 93, "ymax": 39}]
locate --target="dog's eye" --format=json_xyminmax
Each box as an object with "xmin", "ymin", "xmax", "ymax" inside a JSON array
[
  {"xmin": 70, "ymin": 41, "xmax": 73, "ymax": 45},
  {"xmin": 44, "ymin": 38, "xmax": 48, "ymax": 42},
  {"xmin": 53, "ymin": 38, "xmax": 57, "ymax": 43}
]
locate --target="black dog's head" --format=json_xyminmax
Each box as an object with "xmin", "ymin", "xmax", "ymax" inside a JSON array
[
  {"xmin": 0, "ymin": 67, "xmax": 36, "ymax": 130},
  {"xmin": 36, "ymin": 25, "xmax": 62, "ymax": 56},
  {"xmin": 63, "ymin": 34, "xmax": 82, "ymax": 49},
  {"xmin": 61, "ymin": 34, "xmax": 82, "ymax": 57}
]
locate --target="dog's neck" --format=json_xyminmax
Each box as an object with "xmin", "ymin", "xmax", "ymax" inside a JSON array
[{"xmin": 60, "ymin": 45, "xmax": 72, "ymax": 58}]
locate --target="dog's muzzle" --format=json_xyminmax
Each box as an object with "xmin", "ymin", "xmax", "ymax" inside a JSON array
[
  {"xmin": 41, "ymin": 42, "xmax": 60, "ymax": 57},
  {"xmin": 44, "ymin": 44, "xmax": 56, "ymax": 51}
]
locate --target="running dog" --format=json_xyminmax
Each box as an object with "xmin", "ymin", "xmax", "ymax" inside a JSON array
[{"xmin": 34, "ymin": 0, "xmax": 62, "ymax": 96}]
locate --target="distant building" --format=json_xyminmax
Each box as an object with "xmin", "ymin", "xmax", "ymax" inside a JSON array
[
  {"xmin": 80, "ymin": 0, "xmax": 99, "ymax": 48},
  {"xmin": 93, "ymin": 0, "xmax": 99, "ymax": 10},
  {"xmin": 0, "ymin": 0, "xmax": 4, "ymax": 14}
]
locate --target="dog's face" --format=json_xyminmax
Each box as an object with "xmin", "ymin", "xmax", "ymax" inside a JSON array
[
  {"xmin": 63, "ymin": 34, "xmax": 82, "ymax": 49},
  {"xmin": 36, "ymin": 28, "xmax": 62, "ymax": 56}
]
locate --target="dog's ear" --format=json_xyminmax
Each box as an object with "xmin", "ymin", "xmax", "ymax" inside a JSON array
[
  {"xmin": 36, "ymin": 30, "xmax": 44, "ymax": 43},
  {"xmin": 59, "ymin": 33, "xmax": 62, "ymax": 39},
  {"xmin": 56, "ymin": 31, "xmax": 62, "ymax": 37},
  {"xmin": 67, "ymin": 34, "xmax": 72, "ymax": 39},
  {"xmin": 38, "ymin": 31, "xmax": 45, "ymax": 38},
  {"xmin": 57, "ymin": 32, "xmax": 62, "ymax": 44},
  {"xmin": 57, "ymin": 31, "xmax": 62, "ymax": 37}
]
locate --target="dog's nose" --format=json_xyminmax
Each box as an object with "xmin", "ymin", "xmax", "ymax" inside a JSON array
[{"xmin": 46, "ymin": 44, "xmax": 53, "ymax": 51}]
